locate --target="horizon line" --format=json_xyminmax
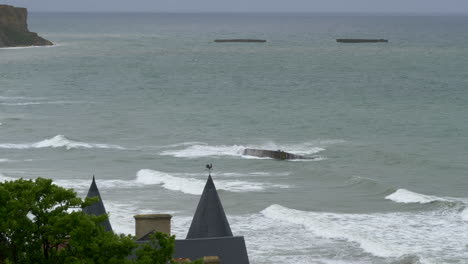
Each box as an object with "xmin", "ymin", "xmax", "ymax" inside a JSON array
[{"xmin": 27, "ymin": 10, "xmax": 468, "ymax": 16}]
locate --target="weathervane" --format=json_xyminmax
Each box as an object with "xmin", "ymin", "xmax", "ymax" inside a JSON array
[{"xmin": 206, "ymin": 163, "xmax": 213, "ymax": 176}]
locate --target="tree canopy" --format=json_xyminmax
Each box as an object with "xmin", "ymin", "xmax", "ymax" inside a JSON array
[{"xmin": 0, "ymin": 177, "xmax": 199, "ymax": 264}]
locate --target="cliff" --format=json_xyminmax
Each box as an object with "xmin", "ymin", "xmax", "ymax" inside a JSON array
[{"xmin": 0, "ymin": 5, "xmax": 53, "ymax": 47}]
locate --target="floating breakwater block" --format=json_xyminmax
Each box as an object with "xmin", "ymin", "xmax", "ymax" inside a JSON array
[
  {"xmin": 242, "ymin": 148, "xmax": 311, "ymax": 160},
  {"xmin": 214, "ymin": 39, "xmax": 266, "ymax": 43},
  {"xmin": 336, "ymin": 39, "xmax": 388, "ymax": 43}
]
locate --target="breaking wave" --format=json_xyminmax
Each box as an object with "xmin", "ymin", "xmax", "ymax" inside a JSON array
[
  {"xmin": 159, "ymin": 141, "xmax": 330, "ymax": 159},
  {"xmin": 385, "ymin": 189, "xmax": 449, "ymax": 204},
  {"xmin": 461, "ymin": 208, "xmax": 468, "ymax": 221},
  {"xmin": 171, "ymin": 171, "xmax": 289, "ymax": 177},
  {"xmin": 260, "ymin": 204, "xmax": 468, "ymax": 261},
  {"xmin": 0, "ymin": 44, "xmax": 59, "ymax": 50},
  {"xmin": 160, "ymin": 144, "xmax": 245, "ymax": 158},
  {"xmin": 0, "ymin": 173, "xmax": 17, "ymax": 182},
  {"xmin": 0, "ymin": 169, "xmax": 289, "ymax": 195},
  {"xmin": 0, "ymin": 100, "xmax": 87, "ymax": 106},
  {"xmin": 135, "ymin": 169, "xmax": 289, "ymax": 195},
  {"xmin": 0, "ymin": 135, "xmax": 126, "ymax": 150}
]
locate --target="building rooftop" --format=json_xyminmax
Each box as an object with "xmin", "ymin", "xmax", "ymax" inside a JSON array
[{"xmin": 186, "ymin": 175, "xmax": 233, "ymax": 239}]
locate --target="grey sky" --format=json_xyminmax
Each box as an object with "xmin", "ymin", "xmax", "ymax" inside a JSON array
[{"xmin": 3, "ymin": 0, "xmax": 468, "ymax": 13}]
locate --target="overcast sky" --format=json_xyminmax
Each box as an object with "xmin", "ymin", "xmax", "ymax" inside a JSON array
[{"xmin": 2, "ymin": 0, "xmax": 468, "ymax": 13}]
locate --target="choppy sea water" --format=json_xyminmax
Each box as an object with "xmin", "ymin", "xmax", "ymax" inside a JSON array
[{"xmin": 1, "ymin": 13, "xmax": 468, "ymax": 263}]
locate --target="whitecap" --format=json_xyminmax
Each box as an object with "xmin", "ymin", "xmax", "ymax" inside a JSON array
[
  {"xmin": 0, "ymin": 135, "xmax": 126, "ymax": 150},
  {"xmin": 135, "ymin": 169, "xmax": 289, "ymax": 195},
  {"xmin": 261, "ymin": 204, "xmax": 395, "ymax": 258},
  {"xmin": 172, "ymin": 171, "xmax": 287, "ymax": 177},
  {"xmin": 0, "ymin": 96, "xmax": 45, "ymax": 100},
  {"xmin": 160, "ymin": 144, "xmax": 245, "ymax": 158},
  {"xmin": 53, "ymin": 178, "xmax": 139, "ymax": 190},
  {"xmin": 0, "ymin": 44, "xmax": 59, "ymax": 50},
  {"xmin": 385, "ymin": 189, "xmax": 448, "ymax": 204},
  {"xmin": 461, "ymin": 208, "xmax": 468, "ymax": 221},
  {"xmin": 160, "ymin": 142, "xmax": 208, "ymax": 148},
  {"xmin": 0, "ymin": 173, "xmax": 17, "ymax": 182},
  {"xmin": 0, "ymin": 100, "xmax": 88, "ymax": 106},
  {"xmin": 160, "ymin": 141, "xmax": 326, "ymax": 159},
  {"xmin": 260, "ymin": 204, "xmax": 468, "ymax": 261}
]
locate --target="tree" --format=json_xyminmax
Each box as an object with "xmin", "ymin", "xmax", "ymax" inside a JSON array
[
  {"xmin": 0, "ymin": 178, "xmax": 202, "ymax": 264},
  {"xmin": 0, "ymin": 177, "xmax": 135, "ymax": 264}
]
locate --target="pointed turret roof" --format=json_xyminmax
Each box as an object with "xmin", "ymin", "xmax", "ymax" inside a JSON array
[
  {"xmin": 82, "ymin": 176, "xmax": 113, "ymax": 232},
  {"xmin": 186, "ymin": 175, "xmax": 233, "ymax": 239}
]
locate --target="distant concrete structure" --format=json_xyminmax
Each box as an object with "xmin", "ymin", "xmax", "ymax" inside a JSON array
[
  {"xmin": 134, "ymin": 214, "xmax": 172, "ymax": 239},
  {"xmin": 336, "ymin": 39, "xmax": 388, "ymax": 43},
  {"xmin": 82, "ymin": 176, "xmax": 113, "ymax": 232},
  {"xmin": 214, "ymin": 39, "xmax": 266, "ymax": 43},
  {"xmin": 243, "ymin": 148, "xmax": 312, "ymax": 160}
]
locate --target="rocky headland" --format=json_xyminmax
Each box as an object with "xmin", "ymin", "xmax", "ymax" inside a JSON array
[{"xmin": 0, "ymin": 5, "xmax": 53, "ymax": 48}]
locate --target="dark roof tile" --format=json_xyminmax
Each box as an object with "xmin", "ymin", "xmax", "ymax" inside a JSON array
[
  {"xmin": 82, "ymin": 176, "xmax": 113, "ymax": 232},
  {"xmin": 186, "ymin": 175, "xmax": 233, "ymax": 239}
]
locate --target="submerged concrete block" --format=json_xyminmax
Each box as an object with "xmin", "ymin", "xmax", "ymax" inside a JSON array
[
  {"xmin": 242, "ymin": 148, "xmax": 311, "ymax": 160},
  {"xmin": 336, "ymin": 39, "xmax": 388, "ymax": 43}
]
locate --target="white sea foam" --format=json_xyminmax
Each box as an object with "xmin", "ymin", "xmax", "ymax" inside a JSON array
[
  {"xmin": 0, "ymin": 168, "xmax": 286, "ymax": 195},
  {"xmin": 461, "ymin": 208, "xmax": 468, "ymax": 221},
  {"xmin": 0, "ymin": 96, "xmax": 46, "ymax": 100},
  {"xmin": 160, "ymin": 141, "xmax": 327, "ymax": 159},
  {"xmin": 0, "ymin": 159, "xmax": 12, "ymax": 163},
  {"xmin": 0, "ymin": 135, "xmax": 126, "ymax": 150},
  {"xmin": 172, "ymin": 171, "xmax": 288, "ymax": 177},
  {"xmin": 262, "ymin": 204, "xmax": 395, "ymax": 258},
  {"xmin": 160, "ymin": 144, "xmax": 245, "ymax": 158},
  {"xmin": 0, "ymin": 44, "xmax": 59, "ymax": 50},
  {"xmin": 0, "ymin": 100, "xmax": 87, "ymax": 106},
  {"xmin": 104, "ymin": 201, "xmax": 181, "ymax": 236},
  {"xmin": 135, "ymin": 169, "xmax": 289, "ymax": 195},
  {"xmin": 260, "ymin": 204, "xmax": 468, "ymax": 261},
  {"xmin": 53, "ymin": 178, "xmax": 140, "ymax": 191},
  {"xmin": 385, "ymin": 189, "xmax": 448, "ymax": 204},
  {"xmin": 0, "ymin": 173, "xmax": 17, "ymax": 182},
  {"xmin": 160, "ymin": 142, "xmax": 207, "ymax": 148}
]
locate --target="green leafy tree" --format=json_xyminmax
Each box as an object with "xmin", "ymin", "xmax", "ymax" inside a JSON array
[
  {"xmin": 0, "ymin": 178, "xmax": 204, "ymax": 264},
  {"xmin": 0, "ymin": 178, "xmax": 135, "ymax": 264},
  {"xmin": 134, "ymin": 232, "xmax": 175, "ymax": 264}
]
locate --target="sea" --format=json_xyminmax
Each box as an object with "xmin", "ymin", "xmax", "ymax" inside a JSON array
[{"xmin": 1, "ymin": 13, "xmax": 468, "ymax": 263}]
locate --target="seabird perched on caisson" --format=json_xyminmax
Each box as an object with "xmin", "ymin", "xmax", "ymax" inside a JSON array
[{"xmin": 82, "ymin": 175, "xmax": 113, "ymax": 232}]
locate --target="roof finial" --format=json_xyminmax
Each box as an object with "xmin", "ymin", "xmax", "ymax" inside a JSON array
[{"xmin": 206, "ymin": 163, "xmax": 213, "ymax": 177}]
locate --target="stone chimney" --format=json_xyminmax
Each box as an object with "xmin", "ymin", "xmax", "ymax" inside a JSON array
[
  {"xmin": 203, "ymin": 256, "xmax": 221, "ymax": 264},
  {"xmin": 134, "ymin": 214, "xmax": 172, "ymax": 239}
]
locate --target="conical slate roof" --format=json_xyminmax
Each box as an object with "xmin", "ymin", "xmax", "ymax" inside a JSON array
[
  {"xmin": 82, "ymin": 176, "xmax": 113, "ymax": 232},
  {"xmin": 186, "ymin": 175, "xmax": 233, "ymax": 239}
]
